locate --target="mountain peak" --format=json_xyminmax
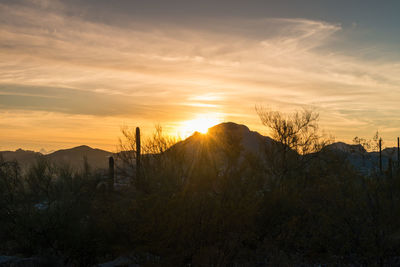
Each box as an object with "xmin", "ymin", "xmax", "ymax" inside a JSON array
[
  {"xmin": 72, "ymin": 145, "xmax": 93, "ymax": 150},
  {"xmin": 326, "ymin": 142, "xmax": 367, "ymax": 154},
  {"xmin": 172, "ymin": 122, "xmax": 273, "ymax": 162},
  {"xmin": 208, "ymin": 122, "xmax": 250, "ymax": 134}
]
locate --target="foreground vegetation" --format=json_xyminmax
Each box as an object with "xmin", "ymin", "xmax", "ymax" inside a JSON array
[{"xmin": 1, "ymin": 110, "xmax": 400, "ymax": 266}]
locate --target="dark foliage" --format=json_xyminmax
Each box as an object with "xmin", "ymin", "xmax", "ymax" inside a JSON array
[{"xmin": 1, "ymin": 117, "xmax": 400, "ymax": 266}]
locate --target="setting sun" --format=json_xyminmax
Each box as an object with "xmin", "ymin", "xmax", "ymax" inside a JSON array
[{"xmin": 179, "ymin": 115, "xmax": 222, "ymax": 137}]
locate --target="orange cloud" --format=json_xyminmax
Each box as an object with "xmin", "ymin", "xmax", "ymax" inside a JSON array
[{"xmin": 1, "ymin": 1, "xmax": 400, "ymax": 150}]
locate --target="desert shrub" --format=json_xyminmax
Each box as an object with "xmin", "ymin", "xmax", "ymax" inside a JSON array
[{"xmin": 2, "ymin": 118, "xmax": 400, "ymax": 266}]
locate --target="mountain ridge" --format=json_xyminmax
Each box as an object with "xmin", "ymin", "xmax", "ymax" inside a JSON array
[
  {"xmin": 1, "ymin": 122, "xmax": 399, "ymax": 174},
  {"xmin": 1, "ymin": 145, "xmax": 112, "ymax": 171}
]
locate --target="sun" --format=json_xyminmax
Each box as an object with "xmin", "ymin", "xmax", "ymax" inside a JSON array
[{"xmin": 179, "ymin": 115, "xmax": 222, "ymax": 137}]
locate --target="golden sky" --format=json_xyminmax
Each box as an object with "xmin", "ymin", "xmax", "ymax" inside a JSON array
[{"xmin": 1, "ymin": 0, "xmax": 400, "ymax": 152}]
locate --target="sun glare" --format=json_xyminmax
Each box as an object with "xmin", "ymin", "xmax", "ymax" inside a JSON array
[{"xmin": 179, "ymin": 115, "xmax": 222, "ymax": 137}]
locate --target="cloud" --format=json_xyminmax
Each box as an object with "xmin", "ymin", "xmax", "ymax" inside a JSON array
[{"xmin": 0, "ymin": 1, "xmax": 400, "ymax": 149}]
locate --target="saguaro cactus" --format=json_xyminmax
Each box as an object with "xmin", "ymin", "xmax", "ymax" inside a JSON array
[
  {"xmin": 136, "ymin": 127, "xmax": 141, "ymax": 184},
  {"xmin": 397, "ymin": 137, "xmax": 400, "ymax": 167},
  {"xmin": 108, "ymin": 156, "xmax": 114, "ymax": 190},
  {"xmin": 379, "ymin": 138, "xmax": 382, "ymax": 174}
]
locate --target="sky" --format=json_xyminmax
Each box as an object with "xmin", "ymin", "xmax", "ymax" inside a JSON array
[{"xmin": 1, "ymin": 0, "xmax": 400, "ymax": 152}]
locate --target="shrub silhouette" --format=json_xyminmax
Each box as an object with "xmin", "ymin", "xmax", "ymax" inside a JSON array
[{"xmin": 1, "ymin": 119, "xmax": 400, "ymax": 266}]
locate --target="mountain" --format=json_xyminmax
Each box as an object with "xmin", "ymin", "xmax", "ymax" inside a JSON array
[
  {"xmin": 207, "ymin": 122, "xmax": 275, "ymax": 155},
  {"xmin": 46, "ymin": 145, "xmax": 112, "ymax": 170},
  {"xmin": 0, "ymin": 145, "xmax": 112, "ymax": 171},
  {"xmin": 1, "ymin": 122, "xmax": 399, "ymax": 175},
  {"xmin": 325, "ymin": 142, "xmax": 399, "ymax": 175},
  {"xmin": 170, "ymin": 123, "xmax": 399, "ymax": 176},
  {"xmin": 0, "ymin": 149, "xmax": 42, "ymax": 168},
  {"xmin": 325, "ymin": 142, "xmax": 366, "ymax": 154},
  {"xmin": 168, "ymin": 122, "xmax": 276, "ymax": 168}
]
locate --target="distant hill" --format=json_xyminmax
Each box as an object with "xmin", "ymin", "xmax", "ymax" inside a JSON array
[
  {"xmin": 324, "ymin": 142, "xmax": 399, "ymax": 175},
  {"xmin": 0, "ymin": 145, "xmax": 112, "ymax": 171},
  {"xmin": 325, "ymin": 142, "xmax": 367, "ymax": 154},
  {"xmin": 0, "ymin": 149, "xmax": 42, "ymax": 168},
  {"xmin": 46, "ymin": 145, "xmax": 112, "ymax": 170}
]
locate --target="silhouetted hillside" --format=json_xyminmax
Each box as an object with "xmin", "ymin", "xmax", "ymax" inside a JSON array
[
  {"xmin": 325, "ymin": 141, "xmax": 398, "ymax": 175},
  {"xmin": 46, "ymin": 145, "xmax": 112, "ymax": 170},
  {"xmin": 2, "ymin": 123, "xmax": 399, "ymax": 175},
  {"xmin": 0, "ymin": 145, "xmax": 112, "ymax": 171},
  {"xmin": 169, "ymin": 122, "xmax": 276, "ymax": 166},
  {"xmin": 0, "ymin": 149, "xmax": 42, "ymax": 168}
]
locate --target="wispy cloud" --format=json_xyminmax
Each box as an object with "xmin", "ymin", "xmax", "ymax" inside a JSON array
[{"xmin": 1, "ymin": 0, "xmax": 400, "ymax": 150}]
